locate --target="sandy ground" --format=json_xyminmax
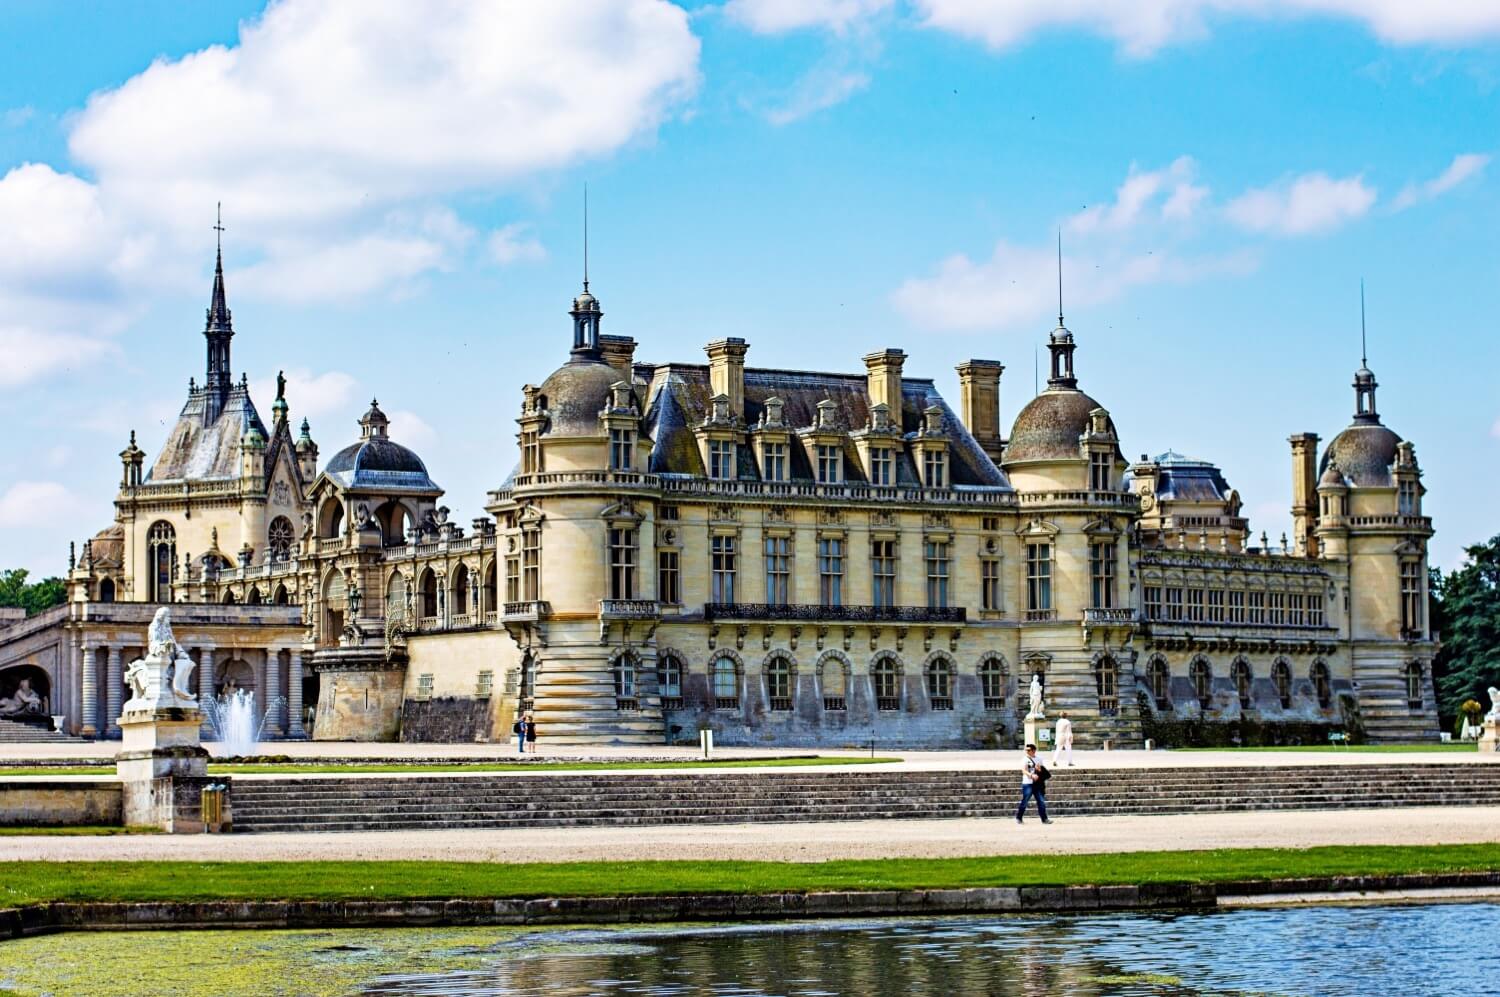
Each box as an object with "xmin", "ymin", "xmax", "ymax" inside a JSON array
[{"xmin": 6, "ymin": 806, "xmax": 1498, "ymax": 863}]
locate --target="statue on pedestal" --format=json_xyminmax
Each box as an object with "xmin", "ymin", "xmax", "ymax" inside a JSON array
[
  {"xmin": 1487, "ymin": 687, "xmax": 1500, "ymax": 723},
  {"xmin": 121, "ymin": 607, "xmax": 199, "ymax": 713},
  {"xmin": 1028, "ymin": 673, "xmax": 1045, "ymax": 720}
]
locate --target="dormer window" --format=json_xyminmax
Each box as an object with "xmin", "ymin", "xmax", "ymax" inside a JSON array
[
  {"xmin": 1398, "ymin": 479, "xmax": 1418, "ymax": 515},
  {"xmin": 709, "ymin": 440, "xmax": 736, "ymax": 480},
  {"xmin": 816, "ymin": 444, "xmax": 842, "ymax": 484},
  {"xmin": 869, "ymin": 447, "xmax": 893, "ymax": 486},
  {"xmin": 762, "ymin": 442, "xmax": 787, "ymax": 482},
  {"xmin": 923, "ymin": 450, "xmax": 947, "ymax": 488},
  {"xmin": 609, "ymin": 428, "xmax": 633, "ymax": 471},
  {"xmin": 520, "ymin": 429, "xmax": 541, "ymax": 475},
  {"xmin": 1089, "ymin": 451, "xmax": 1113, "ymax": 491}
]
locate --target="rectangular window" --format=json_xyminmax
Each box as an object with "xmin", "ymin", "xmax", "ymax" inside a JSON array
[
  {"xmin": 1401, "ymin": 561, "xmax": 1422, "ymax": 633},
  {"xmin": 982, "ymin": 516, "xmax": 1001, "ymax": 533},
  {"xmin": 520, "ymin": 430, "xmax": 541, "ymax": 475},
  {"xmin": 764, "ymin": 535, "xmax": 791, "ymax": 605},
  {"xmin": 609, "ymin": 428, "xmax": 633, "ymax": 471},
  {"xmin": 925, "ymin": 540, "xmax": 951, "ymax": 609},
  {"xmin": 1026, "ymin": 542, "xmax": 1053, "ymax": 612},
  {"xmin": 657, "ymin": 549, "xmax": 680, "ymax": 605},
  {"xmin": 871, "ymin": 539, "xmax": 896, "ymax": 608},
  {"xmin": 1248, "ymin": 590, "xmax": 1265, "ymax": 625},
  {"xmin": 762, "ymin": 442, "xmax": 787, "ymax": 482},
  {"xmin": 1144, "ymin": 585, "xmax": 1162, "ymax": 620},
  {"xmin": 1208, "ymin": 589, "xmax": 1225, "ymax": 623},
  {"xmin": 1090, "ymin": 451, "xmax": 1113, "ymax": 491},
  {"xmin": 869, "ymin": 447, "xmax": 893, "ymax": 486},
  {"xmin": 1308, "ymin": 592, "xmax": 1325, "ymax": 628},
  {"xmin": 659, "ymin": 505, "xmax": 680, "ymax": 520},
  {"xmin": 818, "ymin": 536, "xmax": 845, "ymax": 607},
  {"xmin": 922, "ymin": 449, "xmax": 947, "ymax": 488},
  {"xmin": 1288, "ymin": 592, "xmax": 1305, "ymax": 627},
  {"xmin": 981, "ymin": 559, "xmax": 1001, "ymax": 611},
  {"xmin": 416, "ymin": 673, "xmax": 434, "ymax": 700},
  {"xmin": 1186, "ymin": 587, "xmax": 1205, "ymax": 623},
  {"xmin": 816, "ymin": 444, "xmax": 842, "ymax": 484},
  {"xmin": 476, "ymin": 670, "xmax": 493, "ymax": 698},
  {"xmin": 522, "ymin": 528, "xmax": 541, "ymax": 601},
  {"xmin": 1089, "ymin": 542, "xmax": 1115, "ymax": 609},
  {"xmin": 1268, "ymin": 591, "xmax": 1285, "ymax": 626},
  {"xmin": 1165, "ymin": 586, "xmax": 1183, "ymax": 621},
  {"xmin": 711, "ymin": 535, "xmax": 737, "ymax": 603},
  {"xmin": 1398, "ymin": 479, "xmax": 1418, "ymax": 515},
  {"xmin": 1228, "ymin": 590, "xmax": 1246, "ymax": 624},
  {"xmin": 608, "ymin": 527, "xmax": 637, "ymax": 600},
  {"xmin": 708, "ymin": 440, "xmax": 735, "ymax": 480},
  {"xmin": 505, "ymin": 557, "xmax": 520, "ymax": 603}
]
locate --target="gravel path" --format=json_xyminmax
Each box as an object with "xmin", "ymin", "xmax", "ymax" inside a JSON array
[{"xmin": 7, "ymin": 806, "xmax": 1497, "ymax": 863}]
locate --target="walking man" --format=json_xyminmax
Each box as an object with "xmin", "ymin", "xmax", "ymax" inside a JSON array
[
  {"xmin": 1051, "ymin": 711, "xmax": 1075, "ymax": 767},
  {"xmin": 1016, "ymin": 743, "xmax": 1052, "ymax": 824}
]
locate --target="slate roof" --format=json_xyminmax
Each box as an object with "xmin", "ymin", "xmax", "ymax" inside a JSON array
[
  {"xmin": 1138, "ymin": 451, "xmax": 1235, "ymax": 503},
  {"xmin": 145, "ymin": 384, "xmax": 267, "ymax": 483},
  {"xmin": 324, "ymin": 436, "xmax": 440, "ymax": 493},
  {"xmin": 639, "ymin": 363, "xmax": 1010, "ymax": 489},
  {"xmin": 1004, "ymin": 386, "xmax": 1122, "ymax": 465},
  {"xmin": 1320, "ymin": 423, "xmax": 1402, "ymax": 488}
]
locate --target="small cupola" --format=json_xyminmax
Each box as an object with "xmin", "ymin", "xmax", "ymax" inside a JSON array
[{"xmin": 359, "ymin": 399, "xmax": 390, "ymax": 439}]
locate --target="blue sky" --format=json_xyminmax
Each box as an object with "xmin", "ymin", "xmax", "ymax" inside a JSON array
[{"xmin": 1, "ymin": 0, "xmax": 1496, "ymax": 577}]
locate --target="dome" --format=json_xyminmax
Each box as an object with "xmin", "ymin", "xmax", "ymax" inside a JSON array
[
  {"xmin": 1318, "ymin": 462, "xmax": 1349, "ymax": 490},
  {"xmin": 537, "ymin": 356, "xmax": 629, "ymax": 438},
  {"xmin": 1319, "ymin": 423, "xmax": 1401, "ymax": 488},
  {"xmin": 1004, "ymin": 387, "xmax": 1118, "ymax": 464},
  {"xmin": 325, "ymin": 436, "xmax": 439, "ymax": 493},
  {"xmin": 573, "ymin": 290, "xmax": 598, "ymax": 311}
]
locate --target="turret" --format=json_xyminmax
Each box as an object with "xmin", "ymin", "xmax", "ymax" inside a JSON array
[
  {"xmin": 119, "ymin": 430, "xmax": 145, "ymax": 489},
  {"xmin": 295, "ymin": 418, "xmax": 319, "ymax": 481}
]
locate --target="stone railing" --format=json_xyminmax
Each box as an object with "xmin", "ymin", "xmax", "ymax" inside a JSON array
[
  {"xmin": 1023, "ymin": 609, "xmax": 1057, "ymax": 622},
  {"xmin": 1016, "ymin": 490, "xmax": 1139, "ymax": 510},
  {"xmin": 599, "ymin": 599, "xmax": 661, "ymax": 619},
  {"xmin": 1083, "ymin": 608, "xmax": 1139, "ymax": 624},
  {"xmin": 502, "ymin": 601, "xmax": 550, "ymax": 622},
  {"xmin": 704, "ymin": 603, "xmax": 966, "ymax": 623},
  {"xmin": 660, "ymin": 477, "xmax": 1015, "ymax": 507}
]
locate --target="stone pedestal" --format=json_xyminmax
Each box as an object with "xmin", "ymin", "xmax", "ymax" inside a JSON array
[
  {"xmin": 1023, "ymin": 716, "xmax": 1048, "ymax": 748},
  {"xmin": 116, "ymin": 708, "xmax": 214, "ymax": 833},
  {"xmin": 1479, "ymin": 719, "xmax": 1499, "ymax": 754},
  {"xmin": 310, "ymin": 646, "xmax": 406, "ymax": 741}
]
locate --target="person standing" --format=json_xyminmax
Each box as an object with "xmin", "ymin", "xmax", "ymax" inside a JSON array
[
  {"xmin": 1016, "ymin": 744, "xmax": 1052, "ymax": 824},
  {"xmin": 513, "ymin": 713, "xmax": 527, "ymax": 755},
  {"xmin": 524, "ymin": 713, "xmax": 538, "ymax": 754},
  {"xmin": 1051, "ymin": 711, "xmax": 1074, "ymax": 768}
]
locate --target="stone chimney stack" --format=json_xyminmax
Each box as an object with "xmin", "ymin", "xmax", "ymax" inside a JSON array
[
  {"xmin": 955, "ymin": 359, "xmax": 1004, "ymax": 461},
  {"xmin": 706, "ymin": 338, "xmax": 749, "ymax": 423},
  {"xmin": 864, "ymin": 349, "xmax": 906, "ymax": 417},
  {"xmin": 1289, "ymin": 433, "xmax": 1320, "ymax": 557},
  {"xmin": 599, "ymin": 334, "xmax": 637, "ymax": 377}
]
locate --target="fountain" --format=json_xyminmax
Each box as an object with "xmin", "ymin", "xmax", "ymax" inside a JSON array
[{"xmin": 201, "ymin": 689, "xmax": 288, "ymax": 757}]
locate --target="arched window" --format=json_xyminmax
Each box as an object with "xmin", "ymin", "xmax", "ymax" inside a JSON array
[
  {"xmin": 872, "ymin": 655, "xmax": 902, "ymax": 711},
  {"xmin": 1311, "ymin": 661, "xmax": 1332, "ymax": 709},
  {"xmin": 318, "ymin": 498, "xmax": 345, "ymax": 539},
  {"xmin": 1095, "ymin": 655, "xmax": 1119, "ymax": 714},
  {"xmin": 1405, "ymin": 661, "xmax": 1424, "ymax": 710},
  {"xmin": 925, "ymin": 655, "xmax": 954, "ymax": 710},
  {"xmin": 1190, "ymin": 658, "xmax": 1212, "ymax": 707},
  {"xmin": 657, "ymin": 653, "xmax": 684, "ymax": 709},
  {"xmin": 1272, "ymin": 659, "xmax": 1293, "ymax": 709},
  {"xmin": 222, "ymin": 589, "xmax": 238, "ymax": 605},
  {"xmin": 483, "ymin": 561, "xmax": 497, "ymax": 616},
  {"xmin": 321, "ymin": 568, "xmax": 346, "ymax": 647},
  {"xmin": 273, "ymin": 583, "xmax": 289, "ymax": 606},
  {"xmin": 386, "ymin": 571, "xmax": 407, "ymax": 616},
  {"xmin": 519, "ymin": 654, "xmax": 536, "ymax": 710},
  {"xmin": 765, "ymin": 655, "xmax": 794, "ymax": 711},
  {"xmin": 711, "ymin": 656, "xmax": 740, "ymax": 709},
  {"xmin": 267, "ymin": 516, "xmax": 295, "ymax": 562},
  {"xmin": 97, "ymin": 578, "xmax": 116, "ymax": 603},
  {"xmin": 419, "ymin": 569, "xmax": 438, "ymax": 620},
  {"xmin": 978, "ymin": 654, "xmax": 1008, "ymax": 712},
  {"xmin": 614, "ymin": 654, "xmax": 638, "ymax": 710},
  {"xmin": 247, "ymin": 586, "xmax": 263, "ymax": 606},
  {"xmin": 1148, "ymin": 656, "xmax": 1171, "ymax": 709},
  {"xmin": 451, "ymin": 564, "xmax": 470, "ymax": 617},
  {"xmin": 1232, "ymin": 658, "xmax": 1254, "ymax": 709},
  {"xmin": 819, "ymin": 655, "xmax": 848, "ymax": 711},
  {"xmin": 147, "ymin": 520, "xmax": 176, "ymax": 603}
]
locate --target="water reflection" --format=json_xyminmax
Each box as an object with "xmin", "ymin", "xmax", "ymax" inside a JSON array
[{"xmin": 362, "ymin": 903, "xmax": 1500, "ymax": 997}]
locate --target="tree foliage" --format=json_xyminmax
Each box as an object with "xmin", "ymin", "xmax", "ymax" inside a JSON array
[
  {"xmin": 1432, "ymin": 535, "xmax": 1500, "ymax": 719},
  {"xmin": 0, "ymin": 569, "xmax": 67, "ymax": 617}
]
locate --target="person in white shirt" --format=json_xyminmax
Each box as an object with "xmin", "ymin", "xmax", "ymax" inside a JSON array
[
  {"xmin": 1016, "ymin": 744, "xmax": 1052, "ymax": 824},
  {"xmin": 1051, "ymin": 711, "xmax": 1074, "ymax": 767}
]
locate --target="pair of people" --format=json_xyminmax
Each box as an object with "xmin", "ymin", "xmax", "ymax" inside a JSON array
[{"xmin": 513, "ymin": 713, "xmax": 537, "ymax": 754}]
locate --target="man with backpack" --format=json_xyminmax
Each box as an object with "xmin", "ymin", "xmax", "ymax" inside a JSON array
[{"xmin": 1017, "ymin": 743, "xmax": 1052, "ymax": 824}]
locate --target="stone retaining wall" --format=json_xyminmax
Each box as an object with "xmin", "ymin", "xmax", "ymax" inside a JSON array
[{"xmin": 0, "ymin": 781, "xmax": 121, "ymax": 827}]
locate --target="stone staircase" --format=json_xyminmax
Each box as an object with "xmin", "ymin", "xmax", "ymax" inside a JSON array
[
  {"xmin": 0, "ymin": 717, "xmax": 86, "ymax": 744},
  {"xmin": 229, "ymin": 762, "xmax": 1500, "ymax": 833}
]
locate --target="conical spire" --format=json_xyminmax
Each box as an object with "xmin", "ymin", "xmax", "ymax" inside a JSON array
[
  {"xmin": 206, "ymin": 203, "xmax": 232, "ymax": 334},
  {"xmin": 203, "ymin": 203, "xmax": 236, "ymax": 422}
]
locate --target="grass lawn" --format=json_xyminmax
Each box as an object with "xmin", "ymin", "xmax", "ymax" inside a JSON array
[
  {"xmin": 0, "ymin": 826, "xmax": 160, "ymax": 836},
  {"xmin": 4, "ymin": 845, "xmax": 1499, "ymax": 907},
  {"xmin": 0, "ymin": 756, "xmax": 900, "ymax": 778},
  {"xmin": 1176, "ymin": 744, "xmax": 1475, "ymax": 753}
]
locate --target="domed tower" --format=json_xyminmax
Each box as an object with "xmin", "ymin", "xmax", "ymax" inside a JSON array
[
  {"xmin": 492, "ymin": 278, "xmax": 661, "ymax": 745},
  {"xmin": 1001, "ymin": 266, "xmax": 1136, "ymax": 748},
  {"xmin": 1312, "ymin": 306, "xmax": 1435, "ymax": 741}
]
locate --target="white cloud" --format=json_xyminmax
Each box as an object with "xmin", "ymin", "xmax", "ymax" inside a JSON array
[
  {"xmin": 488, "ymin": 223, "xmax": 547, "ymax": 265},
  {"xmin": 765, "ymin": 69, "xmax": 871, "ymax": 125},
  {"xmin": 1069, "ymin": 156, "xmax": 1208, "ymax": 233},
  {"xmin": 1392, "ymin": 152, "xmax": 1490, "ymax": 210},
  {"xmin": 0, "ymin": 328, "xmax": 118, "ymax": 387},
  {"xmin": 2, "ymin": 106, "xmax": 34, "ymax": 128},
  {"xmin": 1225, "ymin": 172, "xmax": 1376, "ymax": 236},
  {"xmin": 0, "ymin": 482, "xmax": 87, "ymax": 528},
  {"xmin": 251, "ymin": 368, "xmax": 359, "ymax": 424},
  {"xmin": 386, "ymin": 409, "xmax": 437, "ymax": 451},
  {"xmin": 725, "ymin": 0, "xmax": 892, "ymax": 34},
  {"xmin": 914, "ymin": 1, "xmax": 1500, "ymax": 57}
]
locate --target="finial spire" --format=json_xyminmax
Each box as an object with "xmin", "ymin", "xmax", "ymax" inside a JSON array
[
  {"xmin": 214, "ymin": 201, "xmax": 225, "ymax": 255},
  {"xmin": 1359, "ymin": 277, "xmax": 1367, "ymax": 369},
  {"xmin": 1056, "ymin": 229, "xmax": 1064, "ymax": 327},
  {"xmin": 583, "ymin": 184, "xmax": 589, "ymax": 293}
]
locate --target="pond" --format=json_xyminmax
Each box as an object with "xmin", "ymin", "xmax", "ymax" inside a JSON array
[{"xmin": 2, "ymin": 902, "xmax": 1496, "ymax": 996}]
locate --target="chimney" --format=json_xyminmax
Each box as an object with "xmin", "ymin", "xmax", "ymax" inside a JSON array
[
  {"xmin": 1288, "ymin": 433, "xmax": 1320, "ymax": 557},
  {"xmin": 599, "ymin": 334, "xmax": 637, "ymax": 376},
  {"xmin": 705, "ymin": 338, "xmax": 749, "ymax": 423},
  {"xmin": 863, "ymin": 349, "xmax": 906, "ymax": 416},
  {"xmin": 955, "ymin": 359, "xmax": 1004, "ymax": 461}
]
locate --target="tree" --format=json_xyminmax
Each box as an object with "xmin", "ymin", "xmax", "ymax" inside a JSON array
[
  {"xmin": 0, "ymin": 569, "xmax": 67, "ymax": 617},
  {"xmin": 1432, "ymin": 535, "xmax": 1500, "ymax": 720}
]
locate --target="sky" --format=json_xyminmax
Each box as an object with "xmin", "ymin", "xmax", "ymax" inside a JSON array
[{"xmin": 0, "ymin": 0, "xmax": 1496, "ymax": 578}]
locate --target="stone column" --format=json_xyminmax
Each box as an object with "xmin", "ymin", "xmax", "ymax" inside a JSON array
[
  {"xmin": 199, "ymin": 648, "xmax": 217, "ymax": 702},
  {"xmin": 286, "ymin": 650, "xmax": 307, "ymax": 738},
  {"xmin": 105, "ymin": 646, "xmax": 123, "ymax": 738},
  {"xmin": 262, "ymin": 647, "xmax": 283, "ymax": 738},
  {"xmin": 80, "ymin": 644, "xmax": 98, "ymax": 737}
]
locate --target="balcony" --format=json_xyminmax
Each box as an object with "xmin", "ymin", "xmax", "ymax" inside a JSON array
[
  {"xmin": 599, "ymin": 599, "xmax": 661, "ymax": 620},
  {"xmin": 1083, "ymin": 608, "xmax": 1139, "ymax": 625},
  {"xmin": 1023, "ymin": 609, "xmax": 1058, "ymax": 622},
  {"xmin": 704, "ymin": 603, "xmax": 966, "ymax": 624},
  {"xmin": 501, "ymin": 601, "xmax": 550, "ymax": 623}
]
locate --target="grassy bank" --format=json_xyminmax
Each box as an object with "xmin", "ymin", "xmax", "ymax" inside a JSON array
[
  {"xmin": 6, "ymin": 845, "xmax": 1500, "ymax": 907},
  {"xmin": 0, "ymin": 756, "xmax": 899, "ymax": 778}
]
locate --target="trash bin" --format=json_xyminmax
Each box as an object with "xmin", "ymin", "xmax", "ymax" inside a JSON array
[{"xmin": 201, "ymin": 784, "xmax": 229, "ymax": 833}]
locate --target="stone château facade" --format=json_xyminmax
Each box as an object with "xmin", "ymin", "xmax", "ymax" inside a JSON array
[{"xmin": 0, "ymin": 245, "xmax": 1439, "ymax": 746}]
